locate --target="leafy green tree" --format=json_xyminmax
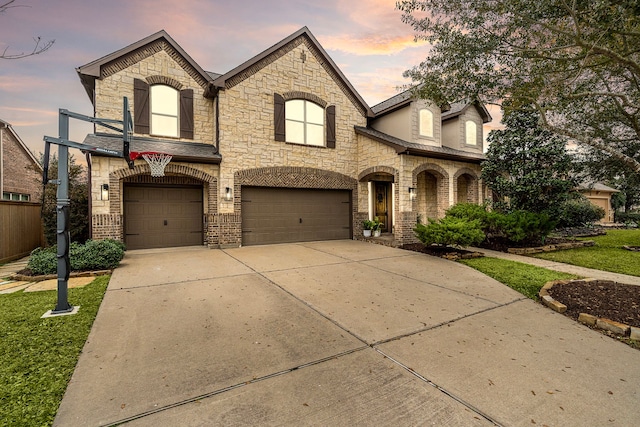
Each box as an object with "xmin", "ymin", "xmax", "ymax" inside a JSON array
[
  {"xmin": 40, "ymin": 154, "xmax": 89, "ymax": 245},
  {"xmin": 397, "ymin": 0, "xmax": 640, "ymax": 174},
  {"xmin": 481, "ymin": 108, "xmax": 577, "ymax": 215}
]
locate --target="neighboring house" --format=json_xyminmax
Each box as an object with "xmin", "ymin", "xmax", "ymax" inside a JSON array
[
  {"xmin": 578, "ymin": 182, "xmax": 619, "ymax": 224},
  {"xmin": 0, "ymin": 119, "xmax": 42, "ymax": 202},
  {"xmin": 76, "ymin": 28, "xmax": 490, "ymax": 250}
]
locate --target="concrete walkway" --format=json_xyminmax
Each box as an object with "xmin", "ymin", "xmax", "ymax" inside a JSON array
[
  {"xmin": 53, "ymin": 241, "xmax": 640, "ymax": 426},
  {"xmin": 469, "ymin": 246, "xmax": 640, "ymax": 285}
]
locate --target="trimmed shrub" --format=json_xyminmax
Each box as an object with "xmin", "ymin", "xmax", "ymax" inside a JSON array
[
  {"xmin": 28, "ymin": 239, "xmax": 125, "ymax": 275},
  {"xmin": 614, "ymin": 211, "xmax": 640, "ymax": 226},
  {"xmin": 556, "ymin": 197, "xmax": 605, "ymax": 228},
  {"xmin": 497, "ymin": 210, "xmax": 556, "ymax": 244},
  {"xmin": 414, "ymin": 217, "xmax": 485, "ymax": 248}
]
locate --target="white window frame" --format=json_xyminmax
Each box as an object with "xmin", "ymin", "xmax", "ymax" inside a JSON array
[
  {"xmin": 150, "ymin": 85, "xmax": 179, "ymax": 138},
  {"xmin": 465, "ymin": 120, "xmax": 477, "ymax": 146},
  {"xmin": 285, "ymin": 99, "xmax": 325, "ymax": 146},
  {"xmin": 419, "ymin": 109, "xmax": 434, "ymax": 138}
]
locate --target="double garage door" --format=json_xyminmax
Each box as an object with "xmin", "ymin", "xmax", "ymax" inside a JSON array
[
  {"xmin": 124, "ymin": 185, "xmax": 203, "ymax": 250},
  {"xmin": 242, "ymin": 187, "xmax": 352, "ymax": 246},
  {"xmin": 123, "ymin": 185, "xmax": 352, "ymax": 249}
]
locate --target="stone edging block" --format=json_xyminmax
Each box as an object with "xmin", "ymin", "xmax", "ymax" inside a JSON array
[
  {"xmin": 13, "ymin": 270, "xmax": 112, "ymax": 282},
  {"xmin": 508, "ymin": 240, "xmax": 595, "ymax": 255}
]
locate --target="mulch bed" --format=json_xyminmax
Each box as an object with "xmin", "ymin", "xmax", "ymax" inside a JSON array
[
  {"xmin": 548, "ymin": 281, "xmax": 640, "ymax": 328},
  {"xmin": 400, "ymin": 243, "xmax": 483, "ymax": 260}
]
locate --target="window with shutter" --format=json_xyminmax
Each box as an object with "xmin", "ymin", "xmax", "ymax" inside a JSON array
[
  {"xmin": 284, "ymin": 99, "xmax": 325, "ymax": 146},
  {"xmin": 274, "ymin": 93, "xmax": 285, "ymax": 141},
  {"xmin": 134, "ymin": 79, "xmax": 150, "ymax": 134},
  {"xmin": 180, "ymin": 89, "xmax": 194, "ymax": 139}
]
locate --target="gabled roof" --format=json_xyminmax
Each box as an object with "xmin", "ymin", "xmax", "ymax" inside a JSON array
[
  {"xmin": 371, "ymin": 88, "xmax": 413, "ymax": 115},
  {"xmin": 77, "ymin": 30, "xmax": 214, "ymax": 103},
  {"xmin": 212, "ymin": 27, "xmax": 373, "ymax": 117},
  {"xmin": 354, "ymin": 126, "xmax": 485, "ymax": 163},
  {"xmin": 371, "ymin": 89, "xmax": 492, "ymax": 123},
  {"xmin": 442, "ymin": 100, "xmax": 492, "ymax": 123},
  {"xmin": 578, "ymin": 182, "xmax": 620, "ymax": 193},
  {"xmin": 0, "ymin": 119, "xmax": 42, "ymax": 171}
]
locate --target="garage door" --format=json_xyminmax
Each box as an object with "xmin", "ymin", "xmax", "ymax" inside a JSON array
[
  {"xmin": 124, "ymin": 185, "xmax": 203, "ymax": 250},
  {"xmin": 241, "ymin": 187, "xmax": 351, "ymax": 246}
]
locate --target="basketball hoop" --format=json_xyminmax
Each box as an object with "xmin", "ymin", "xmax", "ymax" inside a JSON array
[{"xmin": 129, "ymin": 152, "xmax": 172, "ymax": 177}]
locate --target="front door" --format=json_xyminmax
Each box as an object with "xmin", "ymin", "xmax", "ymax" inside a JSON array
[{"xmin": 374, "ymin": 181, "xmax": 391, "ymax": 232}]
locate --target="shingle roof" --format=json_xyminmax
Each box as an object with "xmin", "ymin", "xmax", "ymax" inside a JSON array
[
  {"xmin": 83, "ymin": 134, "xmax": 221, "ymax": 164},
  {"xmin": 370, "ymin": 89, "xmax": 413, "ymax": 115},
  {"xmin": 354, "ymin": 126, "xmax": 485, "ymax": 163},
  {"xmin": 578, "ymin": 182, "xmax": 620, "ymax": 193}
]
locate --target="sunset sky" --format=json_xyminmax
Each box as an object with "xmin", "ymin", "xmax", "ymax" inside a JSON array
[{"xmin": 1, "ymin": 0, "xmax": 500, "ymax": 159}]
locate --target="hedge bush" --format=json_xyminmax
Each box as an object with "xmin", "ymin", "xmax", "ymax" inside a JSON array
[
  {"xmin": 28, "ymin": 239, "xmax": 125, "ymax": 275},
  {"xmin": 414, "ymin": 217, "xmax": 485, "ymax": 248},
  {"xmin": 442, "ymin": 203, "xmax": 556, "ymax": 246},
  {"xmin": 615, "ymin": 211, "xmax": 640, "ymax": 226},
  {"xmin": 556, "ymin": 196, "xmax": 605, "ymax": 228}
]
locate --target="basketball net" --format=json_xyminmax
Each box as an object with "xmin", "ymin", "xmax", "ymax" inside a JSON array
[{"xmin": 141, "ymin": 152, "xmax": 172, "ymax": 177}]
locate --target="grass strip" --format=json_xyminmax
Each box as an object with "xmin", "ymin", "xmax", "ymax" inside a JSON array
[
  {"xmin": 459, "ymin": 257, "xmax": 579, "ymax": 300},
  {"xmin": 0, "ymin": 276, "xmax": 109, "ymax": 426},
  {"xmin": 533, "ymin": 229, "xmax": 640, "ymax": 277}
]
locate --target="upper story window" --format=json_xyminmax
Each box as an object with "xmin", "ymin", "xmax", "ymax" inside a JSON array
[
  {"xmin": 419, "ymin": 109, "xmax": 434, "ymax": 138},
  {"xmin": 285, "ymin": 99, "xmax": 325, "ymax": 146},
  {"xmin": 134, "ymin": 78, "xmax": 194, "ymax": 139},
  {"xmin": 2, "ymin": 192, "xmax": 30, "ymax": 201},
  {"xmin": 274, "ymin": 93, "xmax": 336, "ymax": 148},
  {"xmin": 465, "ymin": 120, "xmax": 477, "ymax": 145},
  {"xmin": 150, "ymin": 85, "xmax": 179, "ymax": 137}
]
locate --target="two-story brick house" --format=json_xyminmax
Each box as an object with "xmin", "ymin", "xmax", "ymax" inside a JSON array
[
  {"xmin": 76, "ymin": 27, "xmax": 490, "ymax": 250},
  {"xmin": 1, "ymin": 119, "xmax": 42, "ymax": 202}
]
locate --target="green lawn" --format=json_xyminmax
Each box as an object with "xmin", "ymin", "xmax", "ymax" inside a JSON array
[
  {"xmin": 459, "ymin": 257, "xmax": 579, "ymax": 299},
  {"xmin": 0, "ymin": 276, "xmax": 109, "ymax": 426},
  {"xmin": 533, "ymin": 229, "xmax": 640, "ymax": 277}
]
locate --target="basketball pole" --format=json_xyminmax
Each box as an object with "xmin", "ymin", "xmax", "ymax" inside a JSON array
[
  {"xmin": 42, "ymin": 97, "xmax": 133, "ymax": 316},
  {"xmin": 53, "ymin": 109, "xmax": 73, "ymax": 314}
]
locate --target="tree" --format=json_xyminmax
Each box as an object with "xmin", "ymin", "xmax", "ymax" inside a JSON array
[
  {"xmin": 574, "ymin": 146, "xmax": 640, "ymax": 212},
  {"xmin": 397, "ymin": 0, "xmax": 640, "ymax": 174},
  {"xmin": 40, "ymin": 154, "xmax": 89, "ymax": 246},
  {"xmin": 1, "ymin": 0, "xmax": 54, "ymax": 59},
  {"xmin": 481, "ymin": 108, "xmax": 577, "ymax": 215}
]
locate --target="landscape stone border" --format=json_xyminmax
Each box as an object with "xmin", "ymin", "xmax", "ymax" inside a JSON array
[
  {"xmin": 508, "ymin": 240, "xmax": 595, "ymax": 255},
  {"xmin": 12, "ymin": 270, "xmax": 112, "ymax": 282},
  {"xmin": 539, "ymin": 278, "xmax": 639, "ymax": 341}
]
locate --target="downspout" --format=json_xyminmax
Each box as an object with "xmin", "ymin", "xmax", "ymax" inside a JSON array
[
  {"xmin": 86, "ymin": 152, "xmax": 92, "ymax": 239},
  {"xmin": 215, "ymin": 92, "xmax": 220, "ymax": 152}
]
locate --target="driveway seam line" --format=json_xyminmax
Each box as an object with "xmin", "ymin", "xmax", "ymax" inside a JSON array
[
  {"xmin": 372, "ymin": 347, "xmax": 505, "ymax": 427},
  {"xmin": 106, "ymin": 272, "xmax": 260, "ymax": 291},
  {"xmin": 222, "ymin": 249, "xmax": 372, "ymax": 345},
  {"xmin": 371, "ymin": 298, "xmax": 527, "ymax": 347},
  {"xmin": 100, "ymin": 345, "xmax": 370, "ymax": 427}
]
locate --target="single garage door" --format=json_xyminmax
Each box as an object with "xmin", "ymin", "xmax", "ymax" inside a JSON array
[
  {"xmin": 241, "ymin": 187, "xmax": 351, "ymax": 246},
  {"xmin": 124, "ymin": 185, "xmax": 203, "ymax": 250}
]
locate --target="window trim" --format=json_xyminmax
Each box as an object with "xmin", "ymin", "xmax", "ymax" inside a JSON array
[
  {"xmin": 465, "ymin": 120, "xmax": 477, "ymax": 146},
  {"xmin": 285, "ymin": 99, "xmax": 326, "ymax": 147},
  {"xmin": 418, "ymin": 108, "xmax": 434, "ymax": 138},
  {"xmin": 150, "ymin": 84, "xmax": 180, "ymax": 138}
]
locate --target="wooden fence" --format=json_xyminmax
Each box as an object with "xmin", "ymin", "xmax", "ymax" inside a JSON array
[{"xmin": 0, "ymin": 201, "xmax": 44, "ymax": 264}]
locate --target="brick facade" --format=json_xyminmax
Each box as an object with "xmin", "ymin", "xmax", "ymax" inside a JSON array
[
  {"xmin": 0, "ymin": 124, "xmax": 42, "ymax": 201},
  {"xmin": 81, "ymin": 29, "xmax": 488, "ymax": 249}
]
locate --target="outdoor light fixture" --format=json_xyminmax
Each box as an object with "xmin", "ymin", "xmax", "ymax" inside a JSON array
[
  {"xmin": 224, "ymin": 187, "xmax": 233, "ymax": 201},
  {"xmin": 408, "ymin": 187, "xmax": 416, "ymax": 201},
  {"xmin": 101, "ymin": 184, "xmax": 109, "ymax": 201}
]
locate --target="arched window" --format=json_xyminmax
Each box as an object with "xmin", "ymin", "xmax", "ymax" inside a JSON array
[
  {"xmin": 419, "ymin": 109, "xmax": 433, "ymax": 138},
  {"xmin": 465, "ymin": 120, "xmax": 477, "ymax": 145},
  {"xmin": 150, "ymin": 85, "xmax": 179, "ymax": 137},
  {"xmin": 285, "ymin": 99, "xmax": 325, "ymax": 146}
]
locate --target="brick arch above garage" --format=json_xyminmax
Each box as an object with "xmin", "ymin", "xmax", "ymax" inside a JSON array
[
  {"xmin": 109, "ymin": 163, "xmax": 218, "ymax": 215},
  {"xmin": 235, "ymin": 166, "xmax": 357, "ymax": 190}
]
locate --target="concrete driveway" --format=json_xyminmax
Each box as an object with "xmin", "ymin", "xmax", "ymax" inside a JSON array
[{"xmin": 54, "ymin": 240, "xmax": 640, "ymax": 426}]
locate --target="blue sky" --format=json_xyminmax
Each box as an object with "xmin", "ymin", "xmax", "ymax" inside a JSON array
[{"xmin": 1, "ymin": 0, "xmax": 499, "ymax": 158}]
